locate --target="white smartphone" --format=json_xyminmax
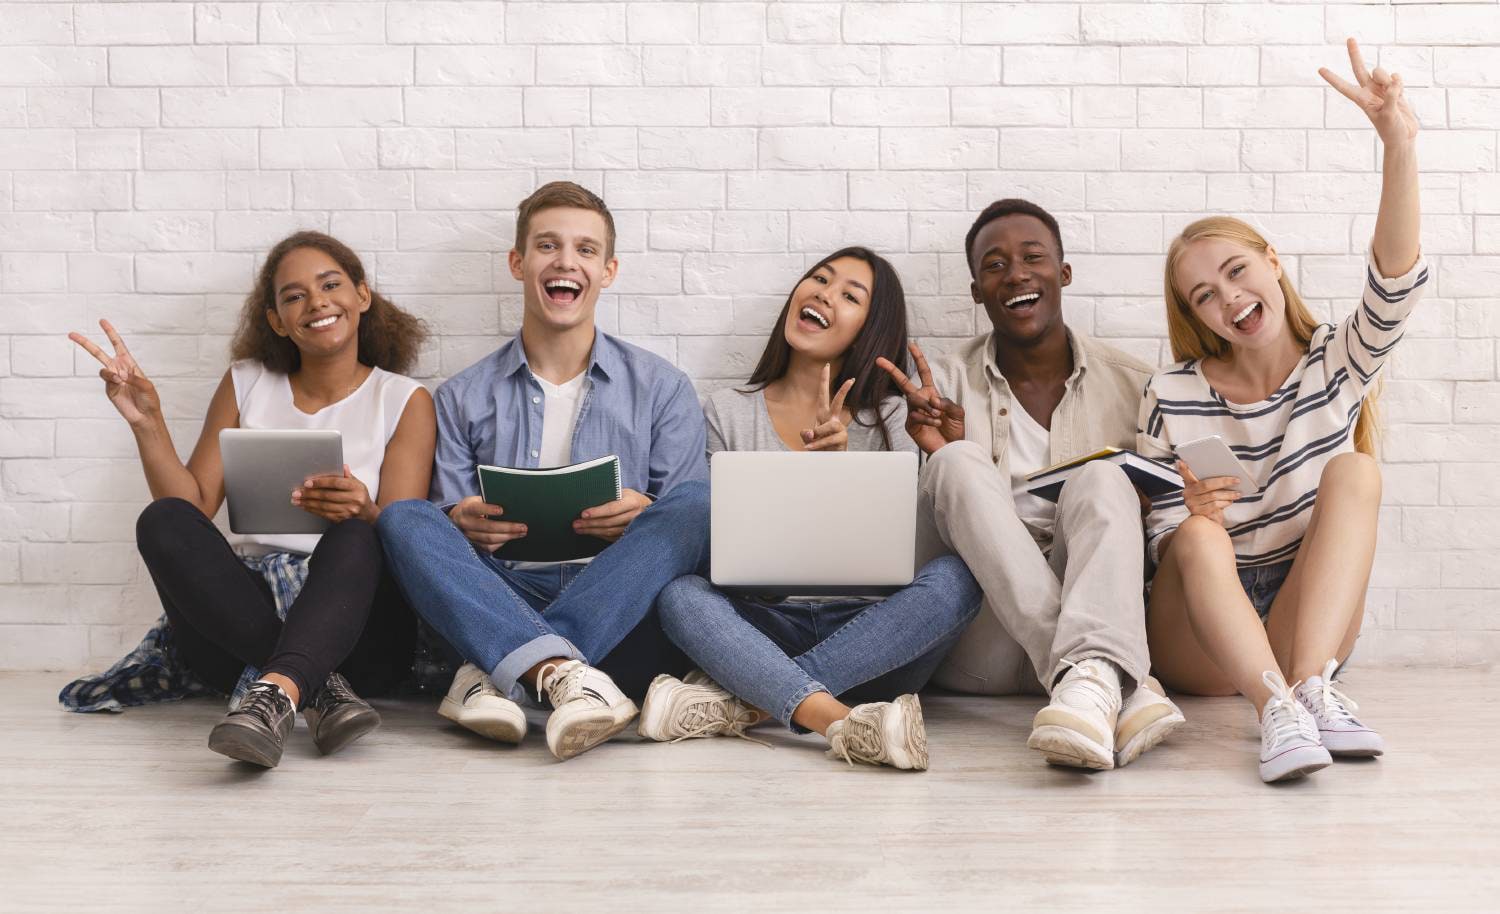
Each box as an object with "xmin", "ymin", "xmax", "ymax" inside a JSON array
[{"xmin": 1175, "ymin": 435, "xmax": 1258, "ymax": 494}]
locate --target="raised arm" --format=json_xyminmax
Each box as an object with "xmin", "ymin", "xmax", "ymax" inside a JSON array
[
  {"xmin": 1319, "ymin": 37, "xmax": 1420, "ymax": 277},
  {"xmin": 69, "ymin": 319, "xmax": 235, "ymax": 515}
]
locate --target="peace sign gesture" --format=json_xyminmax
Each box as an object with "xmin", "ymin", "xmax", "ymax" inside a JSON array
[
  {"xmin": 1319, "ymin": 38, "xmax": 1418, "ymax": 149},
  {"xmin": 876, "ymin": 341, "xmax": 965, "ymax": 456},
  {"xmin": 801, "ymin": 362, "xmax": 856, "ymax": 451},
  {"xmin": 68, "ymin": 319, "xmax": 162, "ymax": 429}
]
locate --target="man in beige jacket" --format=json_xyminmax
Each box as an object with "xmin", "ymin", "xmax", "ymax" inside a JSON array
[{"xmin": 878, "ymin": 198, "xmax": 1184, "ymax": 771}]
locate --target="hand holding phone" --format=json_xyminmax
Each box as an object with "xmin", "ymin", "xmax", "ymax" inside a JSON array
[{"xmin": 1175, "ymin": 435, "xmax": 1257, "ymax": 494}]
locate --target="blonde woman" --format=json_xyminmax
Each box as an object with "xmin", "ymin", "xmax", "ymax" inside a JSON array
[{"xmin": 1137, "ymin": 40, "xmax": 1423, "ymax": 783}]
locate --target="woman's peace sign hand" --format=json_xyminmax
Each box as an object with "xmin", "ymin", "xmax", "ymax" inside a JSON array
[
  {"xmin": 876, "ymin": 341, "xmax": 965, "ymax": 456},
  {"xmin": 67, "ymin": 319, "xmax": 162, "ymax": 429},
  {"xmin": 1319, "ymin": 37, "xmax": 1418, "ymax": 149},
  {"xmin": 801, "ymin": 362, "xmax": 855, "ymax": 451}
]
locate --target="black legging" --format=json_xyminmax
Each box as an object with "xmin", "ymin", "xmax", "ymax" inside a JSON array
[{"xmin": 136, "ymin": 497, "xmax": 416, "ymax": 707}]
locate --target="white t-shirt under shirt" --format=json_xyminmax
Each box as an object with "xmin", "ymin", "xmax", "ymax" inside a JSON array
[
  {"xmin": 229, "ymin": 359, "xmax": 423, "ymax": 556},
  {"xmin": 1008, "ymin": 403, "xmax": 1058, "ymax": 540},
  {"xmin": 534, "ymin": 371, "xmax": 587, "ymax": 467}
]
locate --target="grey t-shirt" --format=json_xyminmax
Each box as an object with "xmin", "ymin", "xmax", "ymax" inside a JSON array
[{"xmin": 703, "ymin": 386, "xmax": 917, "ymax": 455}]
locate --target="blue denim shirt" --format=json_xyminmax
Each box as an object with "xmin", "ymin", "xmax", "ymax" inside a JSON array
[{"xmin": 430, "ymin": 331, "xmax": 708, "ymax": 510}]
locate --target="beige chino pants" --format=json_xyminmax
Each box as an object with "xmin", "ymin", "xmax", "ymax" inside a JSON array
[{"xmin": 915, "ymin": 440, "xmax": 1151, "ymax": 696}]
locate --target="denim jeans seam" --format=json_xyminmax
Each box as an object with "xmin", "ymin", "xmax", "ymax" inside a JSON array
[{"xmin": 781, "ymin": 679, "xmax": 825, "ymax": 731}]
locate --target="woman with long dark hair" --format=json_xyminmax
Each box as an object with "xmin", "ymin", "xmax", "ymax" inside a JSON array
[
  {"xmin": 62, "ymin": 231, "xmax": 435, "ymax": 769},
  {"xmin": 638, "ymin": 248, "xmax": 981, "ymax": 770}
]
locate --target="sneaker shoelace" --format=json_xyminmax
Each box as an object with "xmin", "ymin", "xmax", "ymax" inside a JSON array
[
  {"xmin": 1304, "ymin": 660, "xmax": 1361, "ymax": 724},
  {"xmin": 536, "ymin": 661, "xmax": 587, "ymax": 708},
  {"xmin": 672, "ymin": 694, "xmax": 769, "ymax": 747},
  {"xmin": 1261, "ymin": 671, "xmax": 1318, "ymax": 748},
  {"xmin": 829, "ymin": 707, "xmax": 884, "ymax": 766},
  {"xmin": 1055, "ymin": 659, "xmax": 1118, "ymax": 719},
  {"xmin": 319, "ymin": 674, "xmax": 357, "ymax": 709},
  {"xmin": 237, "ymin": 683, "xmax": 288, "ymax": 729}
]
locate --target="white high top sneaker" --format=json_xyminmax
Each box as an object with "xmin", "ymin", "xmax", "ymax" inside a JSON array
[
  {"xmin": 537, "ymin": 659, "xmax": 638, "ymax": 761},
  {"xmin": 1027, "ymin": 659, "xmax": 1122, "ymax": 770},
  {"xmin": 1294, "ymin": 659, "xmax": 1385, "ymax": 757},
  {"xmin": 438, "ymin": 663, "xmax": 526, "ymax": 744},
  {"xmin": 1259, "ymin": 670, "xmax": 1332, "ymax": 783}
]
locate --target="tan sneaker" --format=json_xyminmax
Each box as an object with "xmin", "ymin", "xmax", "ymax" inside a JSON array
[
  {"xmin": 1114, "ymin": 676, "xmax": 1185, "ymax": 767},
  {"xmin": 637, "ymin": 673, "xmax": 764, "ymax": 743},
  {"xmin": 538, "ymin": 660, "xmax": 638, "ymax": 761},
  {"xmin": 1028, "ymin": 659, "xmax": 1121, "ymax": 770},
  {"xmin": 825, "ymin": 694, "xmax": 928, "ymax": 771}
]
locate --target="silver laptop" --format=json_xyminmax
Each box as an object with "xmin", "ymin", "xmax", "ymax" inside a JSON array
[
  {"xmin": 710, "ymin": 451, "xmax": 918, "ymax": 597},
  {"xmin": 220, "ymin": 429, "xmax": 343, "ymax": 535}
]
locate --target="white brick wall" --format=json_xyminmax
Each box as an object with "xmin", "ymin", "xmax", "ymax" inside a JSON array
[{"xmin": 1, "ymin": 1, "xmax": 1497, "ymax": 672}]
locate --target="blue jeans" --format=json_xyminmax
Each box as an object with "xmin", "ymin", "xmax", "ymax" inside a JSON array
[
  {"xmin": 657, "ymin": 555, "xmax": 982, "ymax": 731},
  {"xmin": 377, "ymin": 480, "xmax": 710, "ymax": 701}
]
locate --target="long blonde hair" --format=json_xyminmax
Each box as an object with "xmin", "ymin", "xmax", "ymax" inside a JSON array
[{"xmin": 1163, "ymin": 216, "xmax": 1378, "ymax": 456}]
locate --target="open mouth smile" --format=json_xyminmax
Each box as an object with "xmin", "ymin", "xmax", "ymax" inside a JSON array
[
  {"xmin": 798, "ymin": 306, "xmax": 831, "ymax": 330},
  {"xmin": 1003, "ymin": 291, "xmax": 1041, "ymax": 310},
  {"xmin": 544, "ymin": 278, "xmax": 583, "ymax": 305},
  {"xmin": 1231, "ymin": 301, "xmax": 1264, "ymax": 334},
  {"xmin": 305, "ymin": 314, "xmax": 340, "ymax": 330}
]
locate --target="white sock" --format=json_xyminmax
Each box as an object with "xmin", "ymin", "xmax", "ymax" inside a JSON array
[{"xmin": 255, "ymin": 679, "xmax": 295, "ymax": 716}]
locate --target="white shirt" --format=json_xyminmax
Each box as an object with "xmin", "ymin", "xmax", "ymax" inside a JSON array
[
  {"xmin": 228, "ymin": 359, "xmax": 423, "ymax": 556},
  {"xmin": 1008, "ymin": 403, "xmax": 1058, "ymax": 540},
  {"xmin": 535, "ymin": 371, "xmax": 587, "ymax": 468}
]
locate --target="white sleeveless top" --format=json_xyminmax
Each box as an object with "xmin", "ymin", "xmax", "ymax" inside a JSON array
[{"xmin": 229, "ymin": 359, "xmax": 423, "ymax": 556}]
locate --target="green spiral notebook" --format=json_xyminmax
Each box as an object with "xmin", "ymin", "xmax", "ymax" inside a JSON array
[{"xmin": 476, "ymin": 455, "xmax": 623, "ymax": 562}]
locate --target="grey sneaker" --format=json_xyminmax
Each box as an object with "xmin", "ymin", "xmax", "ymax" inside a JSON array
[
  {"xmin": 637, "ymin": 673, "xmax": 764, "ymax": 743},
  {"xmin": 303, "ymin": 673, "xmax": 381, "ymax": 756},
  {"xmin": 825, "ymin": 694, "xmax": 928, "ymax": 771},
  {"xmin": 208, "ymin": 681, "xmax": 295, "ymax": 768}
]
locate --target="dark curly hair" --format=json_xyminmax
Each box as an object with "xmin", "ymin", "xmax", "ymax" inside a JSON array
[{"xmin": 230, "ymin": 231, "xmax": 426, "ymax": 374}]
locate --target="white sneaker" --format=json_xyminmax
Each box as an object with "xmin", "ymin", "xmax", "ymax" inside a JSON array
[
  {"xmin": 1028, "ymin": 659, "xmax": 1121, "ymax": 770},
  {"xmin": 637, "ymin": 673, "xmax": 764, "ymax": 742},
  {"xmin": 1295, "ymin": 659, "xmax": 1384, "ymax": 757},
  {"xmin": 537, "ymin": 659, "xmax": 638, "ymax": 761},
  {"xmin": 1114, "ymin": 675, "xmax": 1186, "ymax": 767},
  {"xmin": 438, "ymin": 663, "xmax": 526, "ymax": 745},
  {"xmin": 1259, "ymin": 670, "xmax": 1332, "ymax": 783},
  {"xmin": 825, "ymin": 693, "xmax": 928, "ymax": 771}
]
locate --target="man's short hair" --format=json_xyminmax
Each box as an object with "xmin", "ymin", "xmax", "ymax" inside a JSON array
[
  {"xmin": 964, "ymin": 198, "xmax": 1065, "ymax": 276},
  {"xmin": 515, "ymin": 181, "xmax": 616, "ymax": 258}
]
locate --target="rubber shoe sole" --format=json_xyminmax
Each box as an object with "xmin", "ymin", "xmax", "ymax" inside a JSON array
[
  {"xmin": 1320, "ymin": 729, "xmax": 1384, "ymax": 757},
  {"xmin": 885, "ymin": 694, "xmax": 929, "ymax": 771},
  {"xmin": 208, "ymin": 720, "xmax": 284, "ymax": 768},
  {"xmin": 1260, "ymin": 744, "xmax": 1332, "ymax": 783},
  {"xmin": 1114, "ymin": 704, "xmax": 1186, "ymax": 768},
  {"xmin": 547, "ymin": 700, "xmax": 639, "ymax": 761},
  {"xmin": 439, "ymin": 697, "xmax": 526, "ymax": 745},
  {"xmin": 1028, "ymin": 707, "xmax": 1115, "ymax": 770},
  {"xmin": 308, "ymin": 704, "xmax": 381, "ymax": 756}
]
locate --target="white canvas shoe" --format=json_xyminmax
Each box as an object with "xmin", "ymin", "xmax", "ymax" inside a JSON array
[
  {"xmin": 1259, "ymin": 670, "xmax": 1332, "ymax": 783},
  {"xmin": 637, "ymin": 673, "xmax": 763, "ymax": 742},
  {"xmin": 1295, "ymin": 659, "xmax": 1385, "ymax": 757},
  {"xmin": 537, "ymin": 660, "xmax": 638, "ymax": 761},
  {"xmin": 1114, "ymin": 675, "xmax": 1186, "ymax": 767},
  {"xmin": 1028, "ymin": 659, "xmax": 1121, "ymax": 770},
  {"xmin": 825, "ymin": 694, "xmax": 928, "ymax": 771},
  {"xmin": 438, "ymin": 663, "xmax": 526, "ymax": 745}
]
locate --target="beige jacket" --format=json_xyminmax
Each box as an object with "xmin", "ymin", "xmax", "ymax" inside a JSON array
[{"xmin": 929, "ymin": 328, "xmax": 1154, "ymax": 545}]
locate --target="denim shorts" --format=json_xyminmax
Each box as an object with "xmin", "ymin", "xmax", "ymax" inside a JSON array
[{"xmin": 1238, "ymin": 560, "xmax": 1294, "ymax": 622}]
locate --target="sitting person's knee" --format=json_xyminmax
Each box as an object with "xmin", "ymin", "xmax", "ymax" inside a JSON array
[
  {"xmin": 1322, "ymin": 451, "xmax": 1381, "ymax": 501},
  {"xmin": 135, "ymin": 497, "xmax": 203, "ymax": 550},
  {"xmin": 1170, "ymin": 515, "xmax": 1232, "ymax": 562},
  {"xmin": 1065, "ymin": 459, "xmax": 1134, "ymax": 502},
  {"xmin": 375, "ymin": 498, "xmax": 434, "ymax": 535}
]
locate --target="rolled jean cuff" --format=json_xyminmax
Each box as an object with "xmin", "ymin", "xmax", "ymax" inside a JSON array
[
  {"xmin": 779, "ymin": 679, "xmax": 829, "ymax": 734},
  {"xmin": 1052, "ymin": 649, "xmax": 1146, "ymax": 695},
  {"xmin": 491, "ymin": 634, "xmax": 583, "ymax": 702}
]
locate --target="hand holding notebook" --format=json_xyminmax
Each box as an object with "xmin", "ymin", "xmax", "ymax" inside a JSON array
[{"xmin": 475, "ymin": 455, "xmax": 624, "ymax": 562}]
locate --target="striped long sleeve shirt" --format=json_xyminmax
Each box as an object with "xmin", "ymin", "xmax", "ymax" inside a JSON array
[{"xmin": 1137, "ymin": 247, "xmax": 1429, "ymax": 569}]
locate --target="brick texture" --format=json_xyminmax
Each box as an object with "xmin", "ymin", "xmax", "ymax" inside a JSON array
[{"xmin": 1, "ymin": 1, "xmax": 1497, "ymax": 669}]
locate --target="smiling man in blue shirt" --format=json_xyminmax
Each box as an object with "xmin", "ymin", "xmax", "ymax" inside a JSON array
[{"xmin": 378, "ymin": 182, "xmax": 709, "ymax": 761}]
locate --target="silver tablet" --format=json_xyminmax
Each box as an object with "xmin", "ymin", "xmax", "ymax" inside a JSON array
[{"xmin": 220, "ymin": 429, "xmax": 344, "ymax": 535}]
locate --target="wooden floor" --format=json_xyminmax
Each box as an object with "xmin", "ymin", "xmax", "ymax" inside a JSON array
[{"xmin": 3, "ymin": 667, "xmax": 1496, "ymax": 913}]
